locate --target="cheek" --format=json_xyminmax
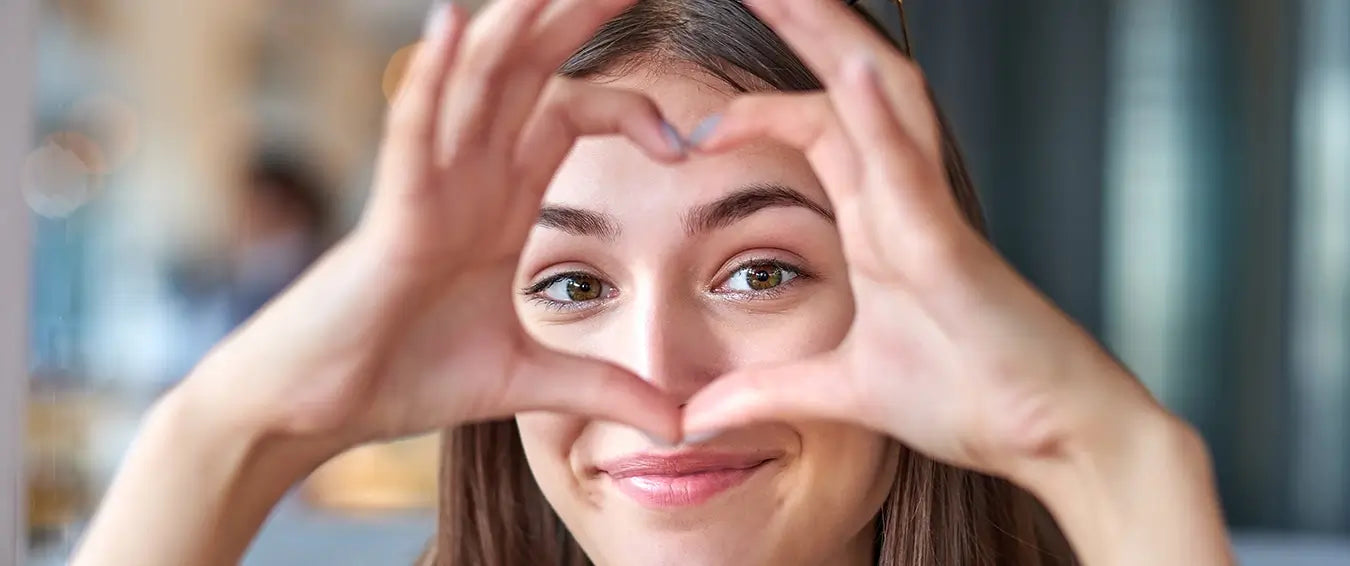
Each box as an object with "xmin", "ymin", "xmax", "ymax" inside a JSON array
[
  {"xmin": 516, "ymin": 412, "xmax": 589, "ymax": 508},
  {"xmin": 785, "ymin": 424, "xmax": 898, "ymax": 544},
  {"xmin": 718, "ymin": 283, "xmax": 855, "ymax": 364}
]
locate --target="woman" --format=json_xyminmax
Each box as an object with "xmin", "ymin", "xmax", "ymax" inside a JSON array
[{"xmin": 72, "ymin": 0, "xmax": 1234, "ymax": 565}]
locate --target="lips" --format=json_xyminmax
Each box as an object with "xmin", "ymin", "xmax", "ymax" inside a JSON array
[{"xmin": 595, "ymin": 450, "xmax": 780, "ymax": 508}]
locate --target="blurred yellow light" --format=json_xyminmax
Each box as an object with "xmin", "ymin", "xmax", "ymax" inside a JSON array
[{"xmin": 382, "ymin": 42, "xmax": 424, "ymax": 104}]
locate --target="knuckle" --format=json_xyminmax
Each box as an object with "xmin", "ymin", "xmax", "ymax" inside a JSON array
[
  {"xmin": 907, "ymin": 222, "xmax": 974, "ymax": 280},
  {"xmin": 623, "ymin": 90, "xmax": 661, "ymax": 115},
  {"xmin": 456, "ymin": 40, "xmax": 512, "ymax": 85},
  {"xmin": 540, "ymin": 81, "xmax": 574, "ymax": 114},
  {"xmin": 873, "ymin": 141, "xmax": 929, "ymax": 185},
  {"xmin": 726, "ymin": 94, "xmax": 776, "ymax": 119}
]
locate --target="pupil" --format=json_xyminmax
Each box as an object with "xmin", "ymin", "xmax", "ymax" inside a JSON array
[{"xmin": 754, "ymin": 270, "xmax": 772, "ymax": 282}]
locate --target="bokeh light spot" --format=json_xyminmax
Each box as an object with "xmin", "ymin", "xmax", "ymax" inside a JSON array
[
  {"xmin": 23, "ymin": 141, "xmax": 99, "ymax": 219},
  {"xmin": 382, "ymin": 42, "xmax": 424, "ymax": 104}
]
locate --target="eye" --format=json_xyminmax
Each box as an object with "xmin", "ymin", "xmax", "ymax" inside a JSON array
[
  {"xmin": 544, "ymin": 274, "xmax": 606, "ymax": 302},
  {"xmin": 524, "ymin": 271, "xmax": 614, "ymax": 310},
  {"xmin": 721, "ymin": 261, "xmax": 801, "ymax": 294}
]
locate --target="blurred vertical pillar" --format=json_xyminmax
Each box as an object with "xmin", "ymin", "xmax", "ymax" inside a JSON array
[
  {"xmin": 1291, "ymin": 0, "xmax": 1350, "ymax": 532},
  {"xmin": 1102, "ymin": 0, "xmax": 1222, "ymax": 428},
  {"xmin": 258, "ymin": 0, "xmax": 387, "ymax": 214},
  {"xmin": 1215, "ymin": 0, "xmax": 1299, "ymax": 528},
  {"xmin": 0, "ymin": 0, "xmax": 37, "ymax": 561},
  {"xmin": 903, "ymin": 0, "xmax": 1000, "ymax": 228},
  {"xmin": 81, "ymin": 0, "xmax": 264, "ymax": 386},
  {"xmin": 1206, "ymin": 0, "xmax": 1299, "ymax": 528},
  {"xmin": 991, "ymin": 0, "xmax": 1110, "ymax": 335},
  {"xmin": 911, "ymin": 0, "xmax": 1110, "ymax": 335},
  {"xmin": 1106, "ymin": 0, "xmax": 1302, "ymax": 528},
  {"xmin": 302, "ymin": 10, "xmax": 383, "ymax": 207}
]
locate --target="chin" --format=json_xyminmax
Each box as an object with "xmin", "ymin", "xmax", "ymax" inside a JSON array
[{"xmin": 581, "ymin": 525, "xmax": 786, "ymax": 566}]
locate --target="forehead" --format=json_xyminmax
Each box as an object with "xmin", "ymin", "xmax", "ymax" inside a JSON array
[{"xmin": 544, "ymin": 67, "xmax": 824, "ymax": 222}]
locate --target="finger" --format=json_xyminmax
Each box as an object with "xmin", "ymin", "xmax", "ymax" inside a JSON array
[
  {"xmin": 436, "ymin": 0, "xmax": 554, "ymax": 157},
  {"xmin": 744, "ymin": 0, "xmax": 942, "ymax": 163},
  {"xmin": 689, "ymin": 92, "xmax": 862, "ymax": 198},
  {"xmin": 481, "ymin": 0, "xmax": 642, "ymax": 155},
  {"xmin": 682, "ymin": 353, "xmax": 858, "ymax": 437},
  {"xmin": 376, "ymin": 2, "xmax": 466, "ymax": 192},
  {"xmin": 506, "ymin": 347, "xmax": 683, "ymax": 444},
  {"xmin": 693, "ymin": 93, "xmax": 834, "ymax": 154},
  {"xmin": 831, "ymin": 55, "xmax": 959, "ymax": 231},
  {"xmin": 454, "ymin": 0, "xmax": 553, "ymax": 74},
  {"xmin": 514, "ymin": 79, "xmax": 684, "ymax": 198},
  {"xmin": 439, "ymin": 0, "xmax": 640, "ymax": 159},
  {"xmin": 745, "ymin": 0, "xmax": 898, "ymax": 85}
]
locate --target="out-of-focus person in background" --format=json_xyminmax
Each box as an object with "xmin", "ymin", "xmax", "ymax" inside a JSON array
[
  {"xmin": 224, "ymin": 156, "xmax": 330, "ymax": 322},
  {"xmin": 167, "ymin": 154, "xmax": 330, "ymax": 380}
]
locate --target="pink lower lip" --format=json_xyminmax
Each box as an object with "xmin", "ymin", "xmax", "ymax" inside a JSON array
[{"xmin": 609, "ymin": 464, "xmax": 766, "ymax": 508}]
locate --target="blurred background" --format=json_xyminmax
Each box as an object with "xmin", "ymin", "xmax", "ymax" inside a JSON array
[{"xmin": 13, "ymin": 0, "xmax": 1350, "ymax": 564}]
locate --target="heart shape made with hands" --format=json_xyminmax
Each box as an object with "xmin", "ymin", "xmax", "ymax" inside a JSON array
[{"xmin": 655, "ymin": 0, "xmax": 1149, "ymax": 481}]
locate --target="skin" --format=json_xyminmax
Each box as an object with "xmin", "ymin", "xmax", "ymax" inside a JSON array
[
  {"xmin": 514, "ymin": 68, "xmax": 895, "ymax": 566},
  {"xmin": 70, "ymin": 1, "xmax": 1235, "ymax": 566}
]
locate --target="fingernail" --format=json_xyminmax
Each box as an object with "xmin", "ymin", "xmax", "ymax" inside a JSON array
[
  {"xmin": 681, "ymin": 430, "xmax": 723, "ymax": 446},
  {"xmin": 660, "ymin": 120, "xmax": 687, "ymax": 157},
  {"xmin": 643, "ymin": 431, "xmax": 677, "ymax": 448},
  {"xmin": 424, "ymin": 1, "xmax": 451, "ymax": 39},
  {"xmin": 686, "ymin": 114, "xmax": 723, "ymax": 148}
]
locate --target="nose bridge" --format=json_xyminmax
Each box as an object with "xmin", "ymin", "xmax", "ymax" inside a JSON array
[{"xmin": 625, "ymin": 280, "xmax": 722, "ymax": 402}]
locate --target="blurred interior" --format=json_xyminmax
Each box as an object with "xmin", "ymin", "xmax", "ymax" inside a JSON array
[{"xmin": 19, "ymin": 0, "xmax": 1350, "ymax": 564}]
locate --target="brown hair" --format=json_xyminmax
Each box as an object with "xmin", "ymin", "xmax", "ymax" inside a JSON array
[{"xmin": 428, "ymin": 1, "xmax": 1072, "ymax": 564}]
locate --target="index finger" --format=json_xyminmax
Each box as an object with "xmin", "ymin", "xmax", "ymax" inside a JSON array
[{"xmin": 744, "ymin": 0, "xmax": 942, "ymax": 163}]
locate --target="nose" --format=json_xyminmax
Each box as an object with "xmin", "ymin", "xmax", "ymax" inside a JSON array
[{"xmin": 609, "ymin": 288, "xmax": 726, "ymax": 404}]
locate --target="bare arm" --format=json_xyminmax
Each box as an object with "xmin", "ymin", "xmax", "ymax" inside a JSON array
[{"xmin": 71, "ymin": 372, "xmax": 339, "ymax": 566}]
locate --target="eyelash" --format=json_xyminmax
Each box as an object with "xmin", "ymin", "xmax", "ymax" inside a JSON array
[
  {"xmin": 711, "ymin": 258, "xmax": 813, "ymax": 300},
  {"xmin": 520, "ymin": 270, "xmax": 607, "ymax": 313},
  {"xmin": 520, "ymin": 258, "xmax": 814, "ymax": 312}
]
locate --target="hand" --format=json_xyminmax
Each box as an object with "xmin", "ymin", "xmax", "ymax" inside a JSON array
[
  {"xmin": 681, "ymin": 0, "xmax": 1161, "ymax": 478},
  {"xmin": 187, "ymin": 0, "xmax": 686, "ymax": 446}
]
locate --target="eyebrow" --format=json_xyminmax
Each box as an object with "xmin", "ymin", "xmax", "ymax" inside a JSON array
[
  {"xmin": 535, "ymin": 184, "xmax": 833, "ymax": 240},
  {"xmin": 683, "ymin": 184, "xmax": 834, "ymax": 235},
  {"xmin": 537, "ymin": 205, "xmax": 620, "ymax": 240}
]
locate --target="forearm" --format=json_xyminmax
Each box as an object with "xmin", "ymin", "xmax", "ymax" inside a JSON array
[
  {"xmin": 71, "ymin": 373, "xmax": 343, "ymax": 566},
  {"xmin": 1016, "ymin": 399, "xmax": 1234, "ymax": 566}
]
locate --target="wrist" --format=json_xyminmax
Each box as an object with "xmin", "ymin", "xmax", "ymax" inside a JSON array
[
  {"xmin": 1008, "ymin": 389, "xmax": 1230, "ymax": 566},
  {"xmin": 1005, "ymin": 359, "xmax": 1183, "ymax": 494},
  {"xmin": 166, "ymin": 365, "xmax": 357, "ymax": 473}
]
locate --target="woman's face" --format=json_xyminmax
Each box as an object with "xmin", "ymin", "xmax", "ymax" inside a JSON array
[{"xmin": 514, "ymin": 67, "xmax": 898, "ymax": 566}]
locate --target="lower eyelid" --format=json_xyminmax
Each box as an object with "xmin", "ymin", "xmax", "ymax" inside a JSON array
[
  {"xmin": 525, "ymin": 284, "xmax": 617, "ymax": 313},
  {"xmin": 714, "ymin": 275, "xmax": 806, "ymax": 298}
]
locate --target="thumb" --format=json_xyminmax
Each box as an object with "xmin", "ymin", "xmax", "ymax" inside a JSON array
[
  {"xmin": 683, "ymin": 353, "xmax": 853, "ymax": 437},
  {"xmin": 508, "ymin": 346, "xmax": 682, "ymax": 444}
]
